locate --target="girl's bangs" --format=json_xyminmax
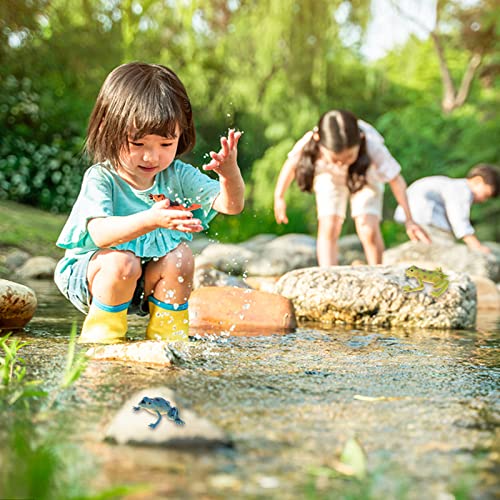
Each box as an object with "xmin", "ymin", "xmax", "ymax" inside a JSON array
[
  {"xmin": 128, "ymin": 92, "xmax": 185, "ymax": 140},
  {"xmin": 129, "ymin": 115, "xmax": 180, "ymax": 140}
]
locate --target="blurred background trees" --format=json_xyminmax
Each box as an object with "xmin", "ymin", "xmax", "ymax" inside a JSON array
[{"xmin": 1, "ymin": 0, "xmax": 498, "ymax": 243}]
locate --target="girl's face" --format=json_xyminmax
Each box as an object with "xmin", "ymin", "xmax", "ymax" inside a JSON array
[
  {"xmin": 319, "ymin": 144, "xmax": 360, "ymax": 168},
  {"xmin": 118, "ymin": 129, "xmax": 180, "ymax": 190}
]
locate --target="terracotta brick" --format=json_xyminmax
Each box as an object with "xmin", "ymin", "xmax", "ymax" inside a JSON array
[{"xmin": 189, "ymin": 286, "xmax": 296, "ymax": 336}]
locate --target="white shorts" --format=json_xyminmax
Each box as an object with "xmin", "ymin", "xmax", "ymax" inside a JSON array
[{"xmin": 313, "ymin": 167, "xmax": 385, "ymax": 220}]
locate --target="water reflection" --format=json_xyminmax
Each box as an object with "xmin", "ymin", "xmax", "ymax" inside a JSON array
[{"xmin": 6, "ymin": 280, "xmax": 500, "ymax": 499}]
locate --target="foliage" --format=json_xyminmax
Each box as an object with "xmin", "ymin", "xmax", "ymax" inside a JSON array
[
  {"xmin": 0, "ymin": 334, "xmax": 47, "ymax": 406},
  {"xmin": 0, "ymin": 0, "xmax": 498, "ymax": 242},
  {"xmin": 0, "ymin": 326, "xmax": 146, "ymax": 499},
  {"xmin": 0, "ymin": 200, "xmax": 66, "ymax": 259}
]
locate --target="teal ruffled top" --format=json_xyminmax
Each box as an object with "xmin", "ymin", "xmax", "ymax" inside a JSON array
[{"xmin": 55, "ymin": 160, "xmax": 220, "ymax": 292}]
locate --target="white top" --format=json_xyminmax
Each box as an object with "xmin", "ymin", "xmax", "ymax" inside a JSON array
[
  {"xmin": 287, "ymin": 120, "xmax": 401, "ymax": 186},
  {"xmin": 394, "ymin": 176, "xmax": 474, "ymax": 239}
]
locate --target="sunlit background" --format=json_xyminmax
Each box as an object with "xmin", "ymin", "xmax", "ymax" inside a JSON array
[{"xmin": 1, "ymin": 0, "xmax": 498, "ymax": 244}]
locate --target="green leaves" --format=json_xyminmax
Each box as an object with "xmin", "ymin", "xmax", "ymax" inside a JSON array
[{"xmin": 0, "ymin": 333, "xmax": 47, "ymax": 406}]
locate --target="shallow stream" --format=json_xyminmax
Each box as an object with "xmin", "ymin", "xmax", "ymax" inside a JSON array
[{"xmin": 4, "ymin": 280, "xmax": 500, "ymax": 499}]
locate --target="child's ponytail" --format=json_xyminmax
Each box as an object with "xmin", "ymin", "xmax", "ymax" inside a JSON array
[{"xmin": 296, "ymin": 133, "xmax": 319, "ymax": 193}]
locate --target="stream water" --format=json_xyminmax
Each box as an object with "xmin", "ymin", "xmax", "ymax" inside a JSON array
[{"xmin": 3, "ymin": 279, "xmax": 500, "ymax": 499}]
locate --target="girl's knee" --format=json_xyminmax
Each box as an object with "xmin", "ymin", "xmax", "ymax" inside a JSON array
[
  {"xmin": 162, "ymin": 243, "xmax": 195, "ymax": 274},
  {"xmin": 355, "ymin": 215, "xmax": 380, "ymax": 240},
  {"xmin": 97, "ymin": 250, "xmax": 142, "ymax": 280}
]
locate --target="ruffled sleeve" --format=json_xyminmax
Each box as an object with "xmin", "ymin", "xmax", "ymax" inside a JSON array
[{"xmin": 56, "ymin": 164, "xmax": 114, "ymax": 251}]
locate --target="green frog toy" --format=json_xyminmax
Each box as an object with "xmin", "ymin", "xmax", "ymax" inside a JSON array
[{"xmin": 403, "ymin": 265, "xmax": 449, "ymax": 298}]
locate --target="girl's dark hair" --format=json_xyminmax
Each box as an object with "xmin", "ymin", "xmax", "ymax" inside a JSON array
[
  {"xmin": 295, "ymin": 109, "xmax": 370, "ymax": 194},
  {"xmin": 85, "ymin": 62, "xmax": 196, "ymax": 166}
]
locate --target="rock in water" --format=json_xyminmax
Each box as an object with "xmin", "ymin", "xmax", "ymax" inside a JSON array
[
  {"xmin": 383, "ymin": 241, "xmax": 500, "ymax": 282},
  {"xmin": 274, "ymin": 266, "xmax": 476, "ymax": 329},
  {"xmin": 0, "ymin": 279, "xmax": 37, "ymax": 329},
  {"xmin": 189, "ymin": 286, "xmax": 296, "ymax": 335},
  {"xmin": 86, "ymin": 340, "xmax": 181, "ymax": 365},
  {"xmin": 105, "ymin": 387, "xmax": 231, "ymax": 448}
]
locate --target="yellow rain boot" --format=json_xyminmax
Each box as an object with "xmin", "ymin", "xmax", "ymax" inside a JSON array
[
  {"xmin": 79, "ymin": 299, "xmax": 130, "ymax": 344},
  {"xmin": 146, "ymin": 297, "xmax": 189, "ymax": 342}
]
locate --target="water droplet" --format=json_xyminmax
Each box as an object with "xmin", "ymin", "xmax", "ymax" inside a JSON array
[{"xmin": 178, "ymin": 276, "xmax": 185, "ymax": 283}]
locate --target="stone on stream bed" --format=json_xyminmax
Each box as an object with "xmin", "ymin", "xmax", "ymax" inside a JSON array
[
  {"xmin": 0, "ymin": 279, "xmax": 38, "ymax": 330},
  {"xmin": 189, "ymin": 286, "xmax": 297, "ymax": 334},
  {"xmin": 274, "ymin": 265, "xmax": 476, "ymax": 329},
  {"xmin": 105, "ymin": 387, "xmax": 231, "ymax": 448},
  {"xmin": 86, "ymin": 340, "xmax": 184, "ymax": 366}
]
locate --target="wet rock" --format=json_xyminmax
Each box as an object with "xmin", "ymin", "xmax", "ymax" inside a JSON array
[
  {"xmin": 195, "ymin": 233, "xmax": 366, "ymax": 279},
  {"xmin": 105, "ymin": 387, "xmax": 231, "ymax": 448},
  {"xmin": 245, "ymin": 233, "xmax": 317, "ymax": 276},
  {"xmin": 86, "ymin": 340, "xmax": 177, "ymax": 365},
  {"xmin": 16, "ymin": 256, "xmax": 58, "ymax": 280},
  {"xmin": 193, "ymin": 266, "xmax": 250, "ymax": 289},
  {"xmin": 383, "ymin": 241, "xmax": 500, "ymax": 282},
  {"xmin": 189, "ymin": 286, "xmax": 296, "ymax": 334},
  {"xmin": 0, "ymin": 279, "xmax": 37, "ymax": 329},
  {"xmin": 244, "ymin": 276, "xmax": 280, "ymax": 293},
  {"xmin": 186, "ymin": 234, "xmax": 212, "ymax": 255},
  {"xmin": 5, "ymin": 250, "xmax": 31, "ymax": 271},
  {"xmin": 274, "ymin": 265, "xmax": 476, "ymax": 329},
  {"xmin": 239, "ymin": 233, "xmax": 277, "ymax": 251},
  {"xmin": 471, "ymin": 275, "xmax": 500, "ymax": 310},
  {"xmin": 199, "ymin": 243, "xmax": 255, "ymax": 274}
]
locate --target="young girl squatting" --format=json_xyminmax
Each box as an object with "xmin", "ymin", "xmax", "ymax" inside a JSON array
[{"xmin": 54, "ymin": 62, "xmax": 245, "ymax": 343}]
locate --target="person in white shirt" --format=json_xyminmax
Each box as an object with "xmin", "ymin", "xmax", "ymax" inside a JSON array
[
  {"xmin": 274, "ymin": 109, "xmax": 430, "ymax": 266},
  {"xmin": 394, "ymin": 164, "xmax": 499, "ymax": 254}
]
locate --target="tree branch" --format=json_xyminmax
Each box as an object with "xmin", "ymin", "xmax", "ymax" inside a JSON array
[{"xmin": 455, "ymin": 52, "xmax": 482, "ymax": 107}]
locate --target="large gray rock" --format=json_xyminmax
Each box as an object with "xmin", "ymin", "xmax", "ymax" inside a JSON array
[
  {"xmin": 5, "ymin": 250, "xmax": 31, "ymax": 271},
  {"xmin": 274, "ymin": 265, "xmax": 476, "ymax": 329},
  {"xmin": 196, "ymin": 233, "xmax": 367, "ymax": 279},
  {"xmin": 193, "ymin": 266, "xmax": 250, "ymax": 289},
  {"xmin": 383, "ymin": 241, "xmax": 500, "ymax": 283},
  {"xmin": 105, "ymin": 387, "xmax": 231, "ymax": 448},
  {"xmin": 16, "ymin": 256, "xmax": 58, "ymax": 280},
  {"xmin": 198, "ymin": 243, "xmax": 255, "ymax": 274},
  {"xmin": 245, "ymin": 233, "xmax": 317, "ymax": 276},
  {"xmin": 0, "ymin": 279, "xmax": 38, "ymax": 329}
]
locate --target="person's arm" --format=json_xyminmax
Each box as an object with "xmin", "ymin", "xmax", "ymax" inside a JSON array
[
  {"xmin": 462, "ymin": 234, "xmax": 491, "ymax": 254},
  {"xmin": 389, "ymin": 174, "xmax": 432, "ymax": 243},
  {"xmin": 203, "ymin": 129, "xmax": 245, "ymax": 215},
  {"xmin": 273, "ymin": 157, "xmax": 297, "ymax": 224},
  {"xmin": 88, "ymin": 200, "xmax": 203, "ymax": 248}
]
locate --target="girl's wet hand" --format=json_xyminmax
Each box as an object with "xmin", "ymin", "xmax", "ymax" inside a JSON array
[
  {"xmin": 274, "ymin": 198, "xmax": 288, "ymax": 224},
  {"xmin": 150, "ymin": 200, "xmax": 203, "ymax": 233},
  {"xmin": 203, "ymin": 129, "xmax": 242, "ymax": 176}
]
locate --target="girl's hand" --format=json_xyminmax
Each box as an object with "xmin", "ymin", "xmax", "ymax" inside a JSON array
[
  {"xmin": 203, "ymin": 129, "xmax": 242, "ymax": 178},
  {"xmin": 405, "ymin": 220, "xmax": 431, "ymax": 244},
  {"xmin": 274, "ymin": 197, "xmax": 288, "ymax": 224},
  {"xmin": 150, "ymin": 199, "xmax": 204, "ymax": 233}
]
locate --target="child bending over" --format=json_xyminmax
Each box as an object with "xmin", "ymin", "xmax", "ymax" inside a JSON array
[
  {"xmin": 54, "ymin": 62, "xmax": 244, "ymax": 343},
  {"xmin": 395, "ymin": 164, "xmax": 499, "ymax": 253},
  {"xmin": 274, "ymin": 109, "xmax": 429, "ymax": 266}
]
